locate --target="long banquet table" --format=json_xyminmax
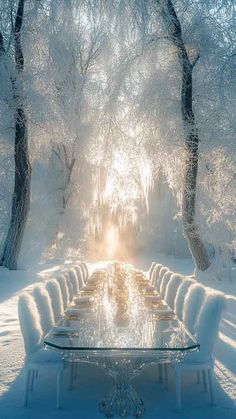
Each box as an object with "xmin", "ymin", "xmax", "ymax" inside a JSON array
[{"xmin": 44, "ymin": 262, "xmax": 199, "ymax": 418}]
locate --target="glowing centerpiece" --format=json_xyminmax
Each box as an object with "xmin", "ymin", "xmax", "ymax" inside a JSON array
[
  {"xmin": 112, "ymin": 262, "xmax": 130, "ymax": 327},
  {"xmin": 98, "ymin": 262, "xmax": 152, "ymax": 418}
]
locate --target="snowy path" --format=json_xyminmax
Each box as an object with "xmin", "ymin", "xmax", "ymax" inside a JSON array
[{"xmin": 0, "ymin": 259, "xmax": 235, "ymax": 419}]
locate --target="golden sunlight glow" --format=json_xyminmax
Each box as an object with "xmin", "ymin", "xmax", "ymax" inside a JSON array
[
  {"xmin": 104, "ymin": 224, "xmax": 120, "ymax": 259},
  {"xmin": 102, "ymin": 149, "xmax": 153, "ymax": 226},
  {"xmin": 87, "ymin": 222, "xmax": 135, "ymax": 262},
  {"xmin": 86, "ymin": 140, "xmax": 153, "ymax": 260}
]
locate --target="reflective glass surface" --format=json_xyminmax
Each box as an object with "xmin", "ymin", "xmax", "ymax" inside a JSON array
[{"xmin": 44, "ymin": 263, "xmax": 199, "ymax": 356}]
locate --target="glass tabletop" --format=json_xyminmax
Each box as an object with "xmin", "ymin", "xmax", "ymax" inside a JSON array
[{"xmin": 44, "ymin": 263, "xmax": 199, "ymax": 355}]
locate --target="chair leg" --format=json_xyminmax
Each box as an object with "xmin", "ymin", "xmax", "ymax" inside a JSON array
[
  {"xmin": 158, "ymin": 364, "xmax": 163, "ymax": 383},
  {"xmin": 69, "ymin": 362, "xmax": 74, "ymax": 390},
  {"xmin": 196, "ymin": 371, "xmax": 201, "ymax": 384},
  {"xmin": 57, "ymin": 369, "xmax": 63, "ymax": 409},
  {"xmin": 30, "ymin": 370, "xmax": 35, "ymax": 391},
  {"xmin": 202, "ymin": 370, "xmax": 208, "ymax": 392},
  {"xmin": 175, "ymin": 368, "xmax": 181, "ymax": 411},
  {"xmin": 164, "ymin": 364, "xmax": 169, "ymax": 389},
  {"xmin": 74, "ymin": 362, "xmax": 78, "ymax": 379},
  {"xmin": 208, "ymin": 369, "xmax": 215, "ymax": 406},
  {"xmin": 24, "ymin": 368, "xmax": 31, "ymax": 407}
]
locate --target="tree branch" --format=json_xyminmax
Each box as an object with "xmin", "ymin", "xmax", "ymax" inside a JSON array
[
  {"xmin": 14, "ymin": 0, "xmax": 25, "ymax": 72},
  {"xmin": 0, "ymin": 31, "xmax": 5, "ymax": 55},
  {"xmin": 191, "ymin": 51, "xmax": 200, "ymax": 68}
]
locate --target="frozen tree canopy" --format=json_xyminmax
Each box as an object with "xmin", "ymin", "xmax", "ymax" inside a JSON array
[{"xmin": 0, "ymin": 0, "xmax": 235, "ymax": 271}]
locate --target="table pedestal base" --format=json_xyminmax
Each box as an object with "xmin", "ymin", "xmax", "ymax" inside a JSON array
[{"xmin": 99, "ymin": 358, "xmax": 145, "ymax": 418}]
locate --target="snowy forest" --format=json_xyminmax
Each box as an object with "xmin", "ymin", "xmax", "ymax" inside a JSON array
[
  {"xmin": 0, "ymin": 1, "xmax": 235, "ymax": 419},
  {"xmin": 0, "ymin": 0, "xmax": 235, "ymax": 272}
]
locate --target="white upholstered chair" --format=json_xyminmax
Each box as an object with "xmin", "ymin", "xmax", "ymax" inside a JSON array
[
  {"xmin": 75, "ymin": 265, "xmax": 85, "ymax": 289},
  {"xmin": 152, "ymin": 264, "xmax": 162, "ymax": 288},
  {"xmin": 148, "ymin": 262, "xmax": 157, "ymax": 282},
  {"xmin": 175, "ymin": 292, "xmax": 225, "ymax": 410},
  {"xmin": 32, "ymin": 286, "xmax": 55, "ymax": 335},
  {"xmin": 81, "ymin": 262, "xmax": 89, "ymax": 283},
  {"xmin": 68, "ymin": 268, "xmax": 79, "ymax": 295},
  {"xmin": 155, "ymin": 266, "xmax": 168, "ymax": 293},
  {"xmin": 174, "ymin": 278, "xmax": 195, "ymax": 320},
  {"xmin": 63, "ymin": 272, "xmax": 74, "ymax": 302},
  {"xmin": 183, "ymin": 284, "xmax": 206, "ymax": 335},
  {"xmin": 79, "ymin": 263, "xmax": 87, "ymax": 285},
  {"xmin": 165, "ymin": 274, "xmax": 182, "ymax": 309},
  {"xmin": 56, "ymin": 275, "xmax": 70, "ymax": 309},
  {"xmin": 18, "ymin": 293, "xmax": 63, "ymax": 408},
  {"xmin": 159, "ymin": 271, "xmax": 172, "ymax": 299},
  {"xmin": 46, "ymin": 279, "xmax": 64, "ymax": 322}
]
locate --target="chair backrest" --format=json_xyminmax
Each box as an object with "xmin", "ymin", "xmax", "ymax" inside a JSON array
[
  {"xmin": 75, "ymin": 265, "xmax": 85, "ymax": 289},
  {"xmin": 153, "ymin": 263, "xmax": 163, "ymax": 291},
  {"xmin": 155, "ymin": 266, "xmax": 167, "ymax": 292},
  {"xmin": 183, "ymin": 283, "xmax": 206, "ymax": 334},
  {"xmin": 151, "ymin": 264, "xmax": 162, "ymax": 286},
  {"xmin": 18, "ymin": 293, "xmax": 43, "ymax": 355},
  {"xmin": 148, "ymin": 262, "xmax": 157, "ymax": 282},
  {"xmin": 79, "ymin": 264, "xmax": 87, "ymax": 285},
  {"xmin": 46, "ymin": 278, "xmax": 64, "ymax": 322},
  {"xmin": 63, "ymin": 272, "xmax": 74, "ymax": 301},
  {"xmin": 174, "ymin": 278, "xmax": 195, "ymax": 320},
  {"xmin": 32, "ymin": 285, "xmax": 55, "ymax": 335},
  {"xmin": 165, "ymin": 273, "xmax": 183, "ymax": 309},
  {"xmin": 195, "ymin": 292, "xmax": 225, "ymax": 361},
  {"xmin": 81, "ymin": 262, "xmax": 89, "ymax": 282},
  {"xmin": 68, "ymin": 268, "xmax": 79, "ymax": 294},
  {"xmin": 160, "ymin": 270, "xmax": 172, "ymax": 298},
  {"xmin": 56, "ymin": 275, "xmax": 70, "ymax": 309}
]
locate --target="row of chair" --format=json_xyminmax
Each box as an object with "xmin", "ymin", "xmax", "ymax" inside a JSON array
[
  {"xmin": 18, "ymin": 262, "xmax": 89, "ymax": 408},
  {"xmin": 147, "ymin": 262, "xmax": 226, "ymax": 410}
]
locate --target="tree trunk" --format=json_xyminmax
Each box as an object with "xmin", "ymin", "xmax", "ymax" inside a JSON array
[
  {"xmin": 0, "ymin": 0, "xmax": 31, "ymax": 270},
  {"xmin": 157, "ymin": 0, "xmax": 211, "ymax": 271}
]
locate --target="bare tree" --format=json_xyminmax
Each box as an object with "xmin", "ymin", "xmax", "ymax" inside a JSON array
[
  {"xmin": 156, "ymin": 0, "xmax": 211, "ymax": 271},
  {"xmin": 52, "ymin": 32, "xmax": 102, "ymax": 213},
  {"xmin": 0, "ymin": 0, "xmax": 31, "ymax": 269},
  {"xmin": 52, "ymin": 142, "xmax": 76, "ymax": 213}
]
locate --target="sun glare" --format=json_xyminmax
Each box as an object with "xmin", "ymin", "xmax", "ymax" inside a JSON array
[
  {"xmin": 104, "ymin": 224, "xmax": 120, "ymax": 259},
  {"xmin": 86, "ymin": 141, "xmax": 153, "ymax": 260}
]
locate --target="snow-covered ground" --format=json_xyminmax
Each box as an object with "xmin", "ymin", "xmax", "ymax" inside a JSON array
[{"xmin": 0, "ymin": 256, "xmax": 235, "ymax": 418}]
